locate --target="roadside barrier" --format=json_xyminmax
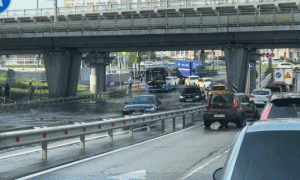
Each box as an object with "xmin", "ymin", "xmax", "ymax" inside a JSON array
[{"xmin": 0, "ymin": 105, "xmax": 205, "ymax": 160}]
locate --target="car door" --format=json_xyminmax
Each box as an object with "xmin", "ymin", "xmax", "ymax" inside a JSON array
[{"xmin": 240, "ymin": 95, "xmax": 254, "ymax": 116}]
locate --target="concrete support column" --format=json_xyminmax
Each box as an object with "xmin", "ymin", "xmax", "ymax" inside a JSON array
[
  {"xmin": 86, "ymin": 52, "xmax": 109, "ymax": 94},
  {"xmin": 249, "ymin": 51, "xmax": 260, "ymax": 92},
  {"xmin": 44, "ymin": 51, "xmax": 82, "ymax": 98},
  {"xmin": 80, "ymin": 135, "xmax": 85, "ymax": 150},
  {"xmin": 224, "ymin": 47, "xmax": 250, "ymax": 93},
  {"xmin": 173, "ymin": 117, "xmax": 176, "ymax": 131},
  {"xmin": 90, "ymin": 64, "xmax": 101, "ymax": 94},
  {"xmin": 108, "ymin": 130, "xmax": 113, "ymax": 143}
]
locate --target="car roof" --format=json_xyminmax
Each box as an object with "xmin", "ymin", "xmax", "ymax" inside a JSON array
[
  {"xmin": 253, "ymin": 88, "xmax": 270, "ymax": 91},
  {"xmin": 234, "ymin": 93, "xmax": 247, "ymax": 96},
  {"xmin": 246, "ymin": 120, "xmax": 300, "ymax": 133},
  {"xmin": 132, "ymin": 95, "xmax": 155, "ymax": 98},
  {"xmin": 188, "ymin": 76, "xmax": 199, "ymax": 77},
  {"xmin": 269, "ymin": 92, "xmax": 300, "ymax": 101}
]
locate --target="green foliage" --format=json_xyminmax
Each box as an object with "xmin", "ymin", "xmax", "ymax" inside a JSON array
[
  {"xmin": 286, "ymin": 58, "xmax": 293, "ymax": 63},
  {"xmin": 266, "ymin": 68, "xmax": 274, "ymax": 74},
  {"xmin": 0, "ymin": 73, "xmax": 9, "ymax": 82},
  {"xmin": 5, "ymin": 65, "xmax": 45, "ymax": 68},
  {"xmin": 280, "ymin": 56, "xmax": 285, "ymax": 60}
]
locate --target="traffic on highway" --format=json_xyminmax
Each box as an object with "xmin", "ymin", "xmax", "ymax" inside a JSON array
[{"xmin": 1, "ymin": 57, "xmax": 300, "ymax": 180}]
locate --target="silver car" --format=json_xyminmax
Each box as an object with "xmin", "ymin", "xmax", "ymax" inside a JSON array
[{"xmin": 213, "ymin": 120, "xmax": 300, "ymax": 180}]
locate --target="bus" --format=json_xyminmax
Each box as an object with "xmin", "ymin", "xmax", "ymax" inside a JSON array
[{"xmin": 145, "ymin": 64, "xmax": 182, "ymax": 92}]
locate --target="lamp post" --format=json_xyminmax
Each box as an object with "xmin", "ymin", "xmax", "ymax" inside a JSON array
[{"xmin": 54, "ymin": 0, "xmax": 58, "ymax": 22}]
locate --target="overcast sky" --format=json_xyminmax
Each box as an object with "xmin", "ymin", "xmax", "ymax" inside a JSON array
[{"xmin": 8, "ymin": 0, "xmax": 64, "ymax": 10}]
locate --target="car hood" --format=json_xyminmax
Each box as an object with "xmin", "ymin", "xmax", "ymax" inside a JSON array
[{"xmin": 123, "ymin": 104, "xmax": 155, "ymax": 110}]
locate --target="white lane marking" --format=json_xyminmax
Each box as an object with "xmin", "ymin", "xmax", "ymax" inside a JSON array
[
  {"xmin": 180, "ymin": 149, "xmax": 230, "ymax": 180},
  {"xmin": 16, "ymin": 124, "xmax": 201, "ymax": 180},
  {"xmin": 108, "ymin": 170, "xmax": 146, "ymax": 180}
]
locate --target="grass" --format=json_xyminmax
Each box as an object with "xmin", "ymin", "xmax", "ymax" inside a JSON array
[
  {"xmin": 0, "ymin": 73, "xmax": 88, "ymax": 97},
  {"xmin": 5, "ymin": 65, "xmax": 45, "ymax": 68},
  {"xmin": 256, "ymin": 64, "xmax": 278, "ymax": 71},
  {"xmin": 205, "ymin": 65, "xmax": 226, "ymax": 70}
]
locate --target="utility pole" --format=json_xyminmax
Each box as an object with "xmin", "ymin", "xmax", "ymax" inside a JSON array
[{"xmin": 54, "ymin": 0, "xmax": 58, "ymax": 22}]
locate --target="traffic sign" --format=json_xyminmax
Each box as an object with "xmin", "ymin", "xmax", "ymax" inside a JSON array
[
  {"xmin": 0, "ymin": 0, "xmax": 11, "ymax": 14},
  {"xmin": 284, "ymin": 72, "xmax": 292, "ymax": 78},
  {"xmin": 275, "ymin": 72, "xmax": 282, "ymax": 78},
  {"xmin": 266, "ymin": 53, "xmax": 270, "ymax": 58},
  {"xmin": 249, "ymin": 63, "xmax": 254, "ymax": 70}
]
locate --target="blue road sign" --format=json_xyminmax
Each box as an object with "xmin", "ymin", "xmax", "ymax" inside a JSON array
[
  {"xmin": 275, "ymin": 72, "xmax": 282, "ymax": 78},
  {"xmin": 0, "ymin": 0, "xmax": 11, "ymax": 14},
  {"xmin": 249, "ymin": 63, "xmax": 254, "ymax": 70}
]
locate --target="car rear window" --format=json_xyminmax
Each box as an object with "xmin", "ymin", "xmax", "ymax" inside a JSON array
[
  {"xmin": 231, "ymin": 131, "xmax": 300, "ymax": 180},
  {"xmin": 190, "ymin": 77, "xmax": 199, "ymax": 80},
  {"xmin": 204, "ymin": 79, "xmax": 213, "ymax": 82},
  {"xmin": 252, "ymin": 90, "xmax": 270, "ymax": 95},
  {"xmin": 183, "ymin": 88, "xmax": 200, "ymax": 94},
  {"xmin": 268, "ymin": 98, "xmax": 300, "ymax": 119},
  {"xmin": 210, "ymin": 94, "xmax": 233, "ymax": 104},
  {"xmin": 211, "ymin": 86, "xmax": 226, "ymax": 90}
]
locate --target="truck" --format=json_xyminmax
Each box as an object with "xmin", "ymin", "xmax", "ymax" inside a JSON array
[{"xmin": 174, "ymin": 60, "xmax": 207, "ymax": 77}]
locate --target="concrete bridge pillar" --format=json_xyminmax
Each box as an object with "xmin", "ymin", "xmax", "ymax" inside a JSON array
[
  {"xmin": 44, "ymin": 51, "xmax": 82, "ymax": 98},
  {"xmin": 249, "ymin": 51, "xmax": 260, "ymax": 92},
  {"xmin": 86, "ymin": 52, "xmax": 110, "ymax": 94},
  {"xmin": 224, "ymin": 47, "xmax": 250, "ymax": 93}
]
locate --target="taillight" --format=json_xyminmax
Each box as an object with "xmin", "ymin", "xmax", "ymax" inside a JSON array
[
  {"xmin": 233, "ymin": 103, "xmax": 238, "ymax": 108},
  {"xmin": 249, "ymin": 94, "xmax": 255, "ymax": 98},
  {"xmin": 261, "ymin": 107, "xmax": 271, "ymax": 120},
  {"xmin": 206, "ymin": 103, "xmax": 210, "ymax": 108},
  {"xmin": 266, "ymin": 95, "xmax": 271, "ymax": 98}
]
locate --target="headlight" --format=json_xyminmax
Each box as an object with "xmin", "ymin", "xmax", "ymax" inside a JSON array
[
  {"xmin": 180, "ymin": 96, "xmax": 184, "ymax": 98},
  {"xmin": 146, "ymin": 107, "xmax": 155, "ymax": 111},
  {"xmin": 196, "ymin": 95, "xmax": 200, "ymax": 98}
]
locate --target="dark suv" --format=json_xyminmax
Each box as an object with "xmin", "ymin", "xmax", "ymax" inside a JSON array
[
  {"xmin": 203, "ymin": 94, "xmax": 246, "ymax": 128},
  {"xmin": 179, "ymin": 86, "xmax": 204, "ymax": 102}
]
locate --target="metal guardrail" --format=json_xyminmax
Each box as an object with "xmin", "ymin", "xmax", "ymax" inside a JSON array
[
  {"xmin": 1, "ymin": 9, "xmax": 299, "ymax": 34},
  {"xmin": 0, "ymin": 105, "xmax": 205, "ymax": 159},
  {"xmin": 0, "ymin": 0, "xmax": 297, "ymax": 18},
  {"xmin": 260, "ymin": 73, "xmax": 273, "ymax": 88}
]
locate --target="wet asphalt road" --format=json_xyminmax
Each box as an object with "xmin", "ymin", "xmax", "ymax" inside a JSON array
[
  {"xmin": 0, "ymin": 71, "xmax": 249, "ymax": 179},
  {"xmin": 0, "ymin": 71, "xmax": 228, "ymax": 131}
]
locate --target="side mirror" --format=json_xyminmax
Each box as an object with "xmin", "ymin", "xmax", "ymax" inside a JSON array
[{"xmin": 213, "ymin": 167, "xmax": 223, "ymax": 180}]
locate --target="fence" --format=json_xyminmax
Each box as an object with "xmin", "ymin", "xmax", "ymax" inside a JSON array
[{"xmin": 0, "ymin": 105, "xmax": 205, "ymax": 159}]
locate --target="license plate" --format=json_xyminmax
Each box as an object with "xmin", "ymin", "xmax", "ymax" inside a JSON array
[
  {"xmin": 214, "ymin": 114, "xmax": 225, "ymax": 118},
  {"xmin": 186, "ymin": 99, "xmax": 193, "ymax": 102}
]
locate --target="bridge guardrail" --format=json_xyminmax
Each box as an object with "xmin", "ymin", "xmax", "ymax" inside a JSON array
[
  {"xmin": 0, "ymin": 105, "xmax": 205, "ymax": 159},
  {"xmin": 0, "ymin": 0, "xmax": 295, "ymax": 18}
]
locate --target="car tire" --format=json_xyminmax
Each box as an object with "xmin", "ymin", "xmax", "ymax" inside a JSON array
[
  {"xmin": 236, "ymin": 114, "xmax": 245, "ymax": 128},
  {"xmin": 204, "ymin": 120, "xmax": 211, "ymax": 128}
]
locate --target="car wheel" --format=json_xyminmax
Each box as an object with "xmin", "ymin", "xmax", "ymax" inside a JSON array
[
  {"xmin": 204, "ymin": 120, "xmax": 211, "ymax": 128},
  {"xmin": 236, "ymin": 114, "xmax": 245, "ymax": 128}
]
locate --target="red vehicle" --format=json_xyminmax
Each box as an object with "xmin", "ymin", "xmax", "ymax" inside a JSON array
[{"xmin": 273, "ymin": 81, "xmax": 290, "ymax": 92}]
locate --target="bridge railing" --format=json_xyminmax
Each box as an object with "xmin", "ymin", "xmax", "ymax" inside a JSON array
[
  {"xmin": 0, "ymin": 0, "xmax": 298, "ymax": 18},
  {"xmin": 0, "ymin": 9, "xmax": 299, "ymax": 34},
  {"xmin": 0, "ymin": 105, "xmax": 205, "ymax": 159}
]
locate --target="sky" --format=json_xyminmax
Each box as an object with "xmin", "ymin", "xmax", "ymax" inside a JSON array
[{"xmin": 8, "ymin": 0, "xmax": 64, "ymax": 10}]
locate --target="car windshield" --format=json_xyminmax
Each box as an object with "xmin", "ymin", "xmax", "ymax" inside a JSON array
[
  {"xmin": 182, "ymin": 88, "xmax": 200, "ymax": 94},
  {"xmin": 231, "ymin": 131, "xmax": 300, "ymax": 180},
  {"xmin": 211, "ymin": 86, "xmax": 226, "ymax": 90},
  {"xmin": 204, "ymin": 79, "xmax": 213, "ymax": 82},
  {"xmin": 252, "ymin": 90, "xmax": 270, "ymax": 95},
  {"xmin": 129, "ymin": 96, "xmax": 155, "ymax": 105},
  {"xmin": 268, "ymin": 98, "xmax": 300, "ymax": 119},
  {"xmin": 190, "ymin": 77, "xmax": 199, "ymax": 80}
]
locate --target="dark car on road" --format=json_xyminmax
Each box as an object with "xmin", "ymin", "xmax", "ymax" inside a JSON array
[
  {"xmin": 213, "ymin": 120, "xmax": 300, "ymax": 180},
  {"xmin": 260, "ymin": 92, "xmax": 300, "ymax": 120},
  {"xmin": 273, "ymin": 81, "xmax": 290, "ymax": 92},
  {"xmin": 235, "ymin": 93, "xmax": 259, "ymax": 119},
  {"xmin": 122, "ymin": 95, "xmax": 164, "ymax": 115},
  {"xmin": 265, "ymin": 85, "xmax": 282, "ymax": 94},
  {"xmin": 179, "ymin": 86, "xmax": 204, "ymax": 102},
  {"xmin": 203, "ymin": 93, "xmax": 245, "ymax": 128}
]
